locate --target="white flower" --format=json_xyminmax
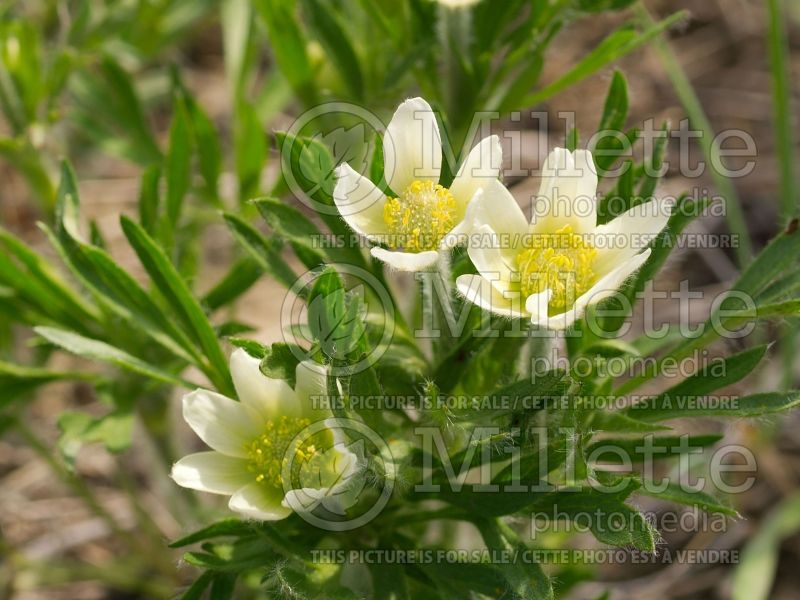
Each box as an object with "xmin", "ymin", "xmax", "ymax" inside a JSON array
[
  {"xmin": 437, "ymin": 0, "xmax": 480, "ymax": 7},
  {"xmin": 171, "ymin": 349, "xmax": 360, "ymax": 521},
  {"xmin": 456, "ymin": 148, "xmax": 670, "ymax": 329},
  {"xmin": 333, "ymin": 97, "xmax": 502, "ymax": 271}
]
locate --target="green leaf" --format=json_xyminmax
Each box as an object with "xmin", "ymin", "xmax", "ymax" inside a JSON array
[
  {"xmin": 368, "ymin": 564, "xmax": 410, "ymax": 600},
  {"xmin": 637, "ymin": 480, "xmax": 738, "ymax": 517},
  {"xmin": 300, "ymin": 0, "xmax": 364, "ymax": 97},
  {"xmin": 438, "ymin": 479, "xmax": 655, "ymax": 550},
  {"xmin": 252, "ymin": 197, "xmax": 326, "ymax": 269},
  {"xmin": 419, "ymin": 561, "xmax": 516, "ymax": 599},
  {"xmin": 202, "ymin": 257, "xmax": 262, "ymax": 312},
  {"xmin": 275, "ymin": 131, "xmax": 336, "ymax": 203},
  {"xmin": 0, "ymin": 226, "xmax": 98, "ymax": 329},
  {"xmin": 215, "ymin": 321, "xmax": 253, "ymax": 338},
  {"xmin": 733, "ymin": 493, "xmax": 800, "ymax": 600},
  {"xmin": 640, "ymin": 4, "xmax": 752, "ymax": 266},
  {"xmin": 169, "ymin": 519, "xmax": 254, "ymax": 547},
  {"xmin": 47, "ymin": 163, "xmax": 201, "ymax": 363},
  {"xmin": 184, "ymin": 536, "xmax": 279, "ymax": 572},
  {"xmin": 625, "ymin": 345, "xmax": 768, "ymax": 421},
  {"xmin": 119, "ymin": 216, "xmax": 233, "ymax": 395},
  {"xmin": 186, "ymin": 95, "xmax": 222, "ymax": 200},
  {"xmin": 597, "ymin": 122, "xmax": 668, "ymax": 221},
  {"xmin": 590, "ymin": 411, "xmax": 671, "ymax": 433},
  {"xmin": 632, "ymin": 391, "xmax": 800, "ymax": 421},
  {"xmin": 41, "ymin": 222, "xmax": 198, "ymax": 364},
  {"xmin": 600, "ymin": 195, "xmax": 709, "ymax": 334},
  {"xmin": 758, "ymin": 272, "xmax": 800, "ymax": 304},
  {"xmin": 69, "ymin": 54, "xmax": 161, "ymax": 165},
  {"xmin": 637, "ymin": 121, "xmax": 669, "ymax": 203},
  {"xmin": 566, "ymin": 126, "xmax": 579, "ymax": 152},
  {"xmin": 57, "ymin": 408, "xmax": 134, "ymax": 468},
  {"xmin": 0, "ymin": 360, "xmax": 96, "ymax": 407},
  {"xmin": 275, "ymin": 132, "xmax": 367, "ymax": 269},
  {"xmin": 597, "ymin": 70, "xmax": 629, "ymax": 134},
  {"xmin": 457, "ymin": 370, "xmax": 568, "ymax": 420},
  {"xmin": 35, "ymin": 326, "xmax": 192, "ymax": 388},
  {"xmin": 577, "ymin": 0, "xmax": 636, "ymax": 13},
  {"xmin": 210, "ymin": 573, "xmax": 237, "ymax": 600},
  {"xmin": 766, "ymin": 0, "xmax": 799, "ymax": 225},
  {"xmin": 222, "ymin": 0, "xmax": 254, "ymax": 99},
  {"xmin": 582, "ymin": 339, "xmax": 640, "ymax": 359},
  {"xmin": 87, "ymin": 221, "xmax": 104, "ymax": 246},
  {"xmin": 586, "ymin": 434, "xmax": 723, "ymax": 464},
  {"xmin": 138, "ymin": 166, "xmax": 161, "ymax": 235},
  {"xmin": 476, "ymin": 520, "xmax": 553, "ymax": 600},
  {"xmin": 752, "ymin": 300, "xmax": 800, "ymax": 319},
  {"xmin": 254, "ymin": 0, "xmax": 316, "ymax": 105},
  {"xmin": 223, "ymin": 212, "xmax": 299, "ymax": 291},
  {"xmin": 55, "ymin": 160, "xmax": 84, "ymax": 240},
  {"xmin": 731, "ymin": 219, "xmax": 800, "ymax": 299},
  {"xmin": 0, "ymin": 138, "xmax": 55, "ymax": 207},
  {"xmin": 368, "ymin": 132, "xmax": 386, "ymax": 191},
  {"xmin": 307, "ymin": 267, "xmax": 367, "ymax": 361},
  {"xmin": 234, "ymin": 99, "xmax": 266, "ymax": 201},
  {"xmin": 492, "ymin": 435, "xmax": 570, "ymax": 487},
  {"xmin": 260, "ymin": 342, "xmax": 304, "ymax": 388},
  {"xmin": 228, "ymin": 337, "xmax": 268, "ymax": 359},
  {"xmin": 179, "ymin": 571, "xmax": 214, "ymax": 600},
  {"xmin": 524, "ymin": 13, "xmax": 686, "ymax": 106},
  {"xmin": 166, "ymin": 95, "xmax": 193, "ymax": 227},
  {"xmin": 494, "ymin": 54, "xmax": 545, "ymax": 113}
]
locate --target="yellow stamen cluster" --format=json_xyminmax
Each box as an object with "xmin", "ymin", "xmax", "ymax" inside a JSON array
[
  {"xmin": 383, "ymin": 180, "xmax": 456, "ymax": 252},
  {"xmin": 517, "ymin": 224, "xmax": 598, "ymax": 314},
  {"xmin": 246, "ymin": 416, "xmax": 316, "ymax": 487}
]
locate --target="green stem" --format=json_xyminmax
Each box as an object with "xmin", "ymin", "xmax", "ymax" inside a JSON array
[
  {"xmin": 421, "ymin": 253, "xmax": 457, "ymax": 362},
  {"xmin": 767, "ymin": 0, "xmax": 798, "ymax": 225},
  {"xmin": 139, "ymin": 408, "xmax": 201, "ymax": 519},
  {"xmin": 766, "ymin": 0, "xmax": 800, "ymax": 390},
  {"xmin": 385, "ymin": 506, "xmax": 466, "ymax": 527},
  {"xmin": 114, "ymin": 455, "xmax": 166, "ymax": 542},
  {"xmin": 16, "ymin": 420, "xmax": 131, "ymax": 544},
  {"xmin": 637, "ymin": 4, "xmax": 753, "ymax": 267}
]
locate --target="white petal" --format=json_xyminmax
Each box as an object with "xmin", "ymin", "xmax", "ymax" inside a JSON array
[
  {"xmin": 371, "ymin": 247, "xmax": 439, "ymax": 271},
  {"xmin": 171, "ymin": 451, "xmax": 251, "ymax": 495},
  {"xmin": 182, "ymin": 389, "xmax": 261, "ymax": 458},
  {"xmin": 383, "ymin": 97, "xmax": 442, "ymax": 195},
  {"xmin": 525, "ymin": 289, "xmax": 553, "ymax": 319},
  {"xmin": 449, "ymin": 134, "xmax": 503, "ymax": 213},
  {"xmin": 592, "ymin": 200, "xmax": 671, "ymax": 276},
  {"xmin": 456, "ymin": 274, "xmax": 526, "ymax": 318},
  {"xmin": 532, "ymin": 310, "xmax": 576, "ymax": 331},
  {"xmin": 230, "ymin": 348, "xmax": 297, "ymax": 421},
  {"xmin": 467, "ymin": 224, "xmax": 517, "ymax": 295},
  {"xmin": 532, "ymin": 249, "xmax": 651, "ymax": 330},
  {"xmin": 294, "ymin": 360, "xmax": 329, "ymax": 419},
  {"xmin": 228, "ymin": 483, "xmax": 292, "ymax": 521},
  {"xmin": 465, "ymin": 179, "xmax": 529, "ymax": 247},
  {"xmin": 282, "ymin": 444, "xmax": 363, "ymax": 515},
  {"xmin": 282, "ymin": 487, "xmax": 326, "ymax": 514},
  {"xmin": 332, "ymin": 164, "xmax": 388, "ymax": 239},
  {"xmin": 533, "ymin": 147, "xmax": 598, "ymax": 234}
]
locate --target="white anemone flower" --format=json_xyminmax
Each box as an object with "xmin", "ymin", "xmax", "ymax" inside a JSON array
[
  {"xmin": 333, "ymin": 97, "xmax": 502, "ymax": 271},
  {"xmin": 437, "ymin": 0, "xmax": 481, "ymax": 7},
  {"xmin": 456, "ymin": 148, "xmax": 670, "ymax": 329},
  {"xmin": 171, "ymin": 349, "xmax": 360, "ymax": 521}
]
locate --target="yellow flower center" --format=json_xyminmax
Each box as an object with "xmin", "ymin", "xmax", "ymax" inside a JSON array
[
  {"xmin": 517, "ymin": 224, "xmax": 598, "ymax": 314},
  {"xmin": 383, "ymin": 180, "xmax": 456, "ymax": 252},
  {"xmin": 245, "ymin": 416, "xmax": 316, "ymax": 487}
]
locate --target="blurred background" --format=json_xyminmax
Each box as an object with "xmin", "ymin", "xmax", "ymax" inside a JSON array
[{"xmin": 1, "ymin": 0, "xmax": 799, "ymax": 598}]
